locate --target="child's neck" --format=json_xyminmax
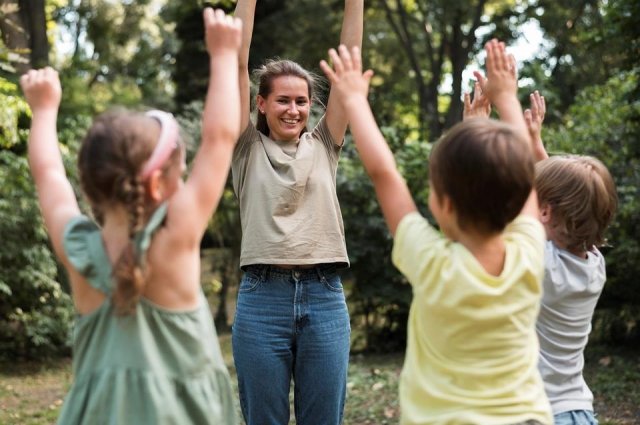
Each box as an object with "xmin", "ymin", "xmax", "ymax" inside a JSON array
[{"xmin": 457, "ymin": 231, "xmax": 506, "ymax": 277}]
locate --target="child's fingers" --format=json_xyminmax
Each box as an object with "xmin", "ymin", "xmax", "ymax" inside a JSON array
[
  {"xmin": 337, "ymin": 44, "xmax": 353, "ymax": 71},
  {"xmin": 203, "ymin": 7, "xmax": 214, "ymax": 25},
  {"xmin": 473, "ymin": 81, "xmax": 482, "ymax": 100},
  {"xmin": 463, "ymin": 92, "xmax": 471, "ymax": 111},
  {"xmin": 472, "ymin": 70, "xmax": 486, "ymax": 92},
  {"xmin": 319, "ymin": 59, "xmax": 337, "ymax": 83},
  {"xmin": 328, "ymin": 48, "xmax": 344, "ymax": 75},
  {"xmin": 363, "ymin": 69, "xmax": 374, "ymax": 83},
  {"xmin": 524, "ymin": 108, "xmax": 532, "ymax": 125},
  {"xmin": 351, "ymin": 46, "xmax": 362, "ymax": 73},
  {"xmin": 508, "ymin": 54, "xmax": 517, "ymax": 78}
]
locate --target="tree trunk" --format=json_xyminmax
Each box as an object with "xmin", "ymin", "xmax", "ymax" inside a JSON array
[
  {"xmin": 20, "ymin": 0, "xmax": 48, "ymax": 68},
  {"xmin": 0, "ymin": 0, "xmax": 30, "ymax": 73}
]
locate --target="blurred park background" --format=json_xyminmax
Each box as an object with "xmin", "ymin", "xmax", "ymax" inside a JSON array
[{"xmin": 1, "ymin": 0, "xmax": 639, "ymax": 423}]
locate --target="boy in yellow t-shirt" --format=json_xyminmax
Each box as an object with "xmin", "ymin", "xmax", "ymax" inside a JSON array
[{"xmin": 321, "ymin": 40, "xmax": 552, "ymax": 424}]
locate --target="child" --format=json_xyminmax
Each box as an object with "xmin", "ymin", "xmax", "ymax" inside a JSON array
[
  {"xmin": 20, "ymin": 9, "xmax": 242, "ymax": 425},
  {"xmin": 525, "ymin": 92, "xmax": 618, "ymax": 425},
  {"xmin": 320, "ymin": 41, "xmax": 553, "ymax": 424}
]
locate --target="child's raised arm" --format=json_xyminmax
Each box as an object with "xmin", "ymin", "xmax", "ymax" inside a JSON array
[
  {"xmin": 321, "ymin": 45, "xmax": 417, "ymax": 236},
  {"xmin": 524, "ymin": 90, "xmax": 548, "ymax": 162},
  {"xmin": 20, "ymin": 68, "xmax": 81, "ymax": 263},
  {"xmin": 325, "ymin": 0, "xmax": 364, "ymax": 144},
  {"xmin": 478, "ymin": 40, "xmax": 529, "ymax": 141},
  {"xmin": 479, "ymin": 39, "xmax": 538, "ymax": 218},
  {"xmin": 168, "ymin": 9, "xmax": 242, "ymax": 243}
]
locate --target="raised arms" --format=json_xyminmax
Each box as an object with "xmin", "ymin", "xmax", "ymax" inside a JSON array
[
  {"xmin": 325, "ymin": 0, "xmax": 364, "ymax": 144},
  {"xmin": 479, "ymin": 39, "xmax": 538, "ymax": 218},
  {"xmin": 169, "ymin": 9, "xmax": 242, "ymax": 243},
  {"xmin": 321, "ymin": 46, "xmax": 418, "ymax": 235},
  {"xmin": 234, "ymin": 0, "xmax": 257, "ymax": 131},
  {"xmin": 20, "ymin": 68, "xmax": 81, "ymax": 264},
  {"xmin": 524, "ymin": 90, "xmax": 548, "ymax": 162}
]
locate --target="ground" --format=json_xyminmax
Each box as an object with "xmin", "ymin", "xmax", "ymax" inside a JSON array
[{"xmin": 1, "ymin": 336, "xmax": 638, "ymax": 425}]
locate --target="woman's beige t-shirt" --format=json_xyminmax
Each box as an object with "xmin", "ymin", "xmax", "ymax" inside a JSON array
[{"xmin": 231, "ymin": 116, "xmax": 349, "ymax": 269}]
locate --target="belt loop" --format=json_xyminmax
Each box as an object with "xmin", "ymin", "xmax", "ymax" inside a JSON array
[
  {"xmin": 315, "ymin": 264, "xmax": 325, "ymax": 282},
  {"xmin": 260, "ymin": 265, "xmax": 269, "ymax": 282}
]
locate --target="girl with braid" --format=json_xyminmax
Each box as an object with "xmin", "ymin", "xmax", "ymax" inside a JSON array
[{"xmin": 20, "ymin": 9, "xmax": 241, "ymax": 425}]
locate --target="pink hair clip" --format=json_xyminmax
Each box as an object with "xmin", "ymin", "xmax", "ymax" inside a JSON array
[{"xmin": 139, "ymin": 110, "xmax": 180, "ymax": 180}]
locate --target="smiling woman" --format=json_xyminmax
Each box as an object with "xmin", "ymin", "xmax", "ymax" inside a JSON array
[{"xmin": 228, "ymin": 1, "xmax": 363, "ymax": 424}]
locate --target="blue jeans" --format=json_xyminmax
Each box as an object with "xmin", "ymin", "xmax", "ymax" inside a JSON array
[
  {"xmin": 232, "ymin": 264, "xmax": 351, "ymax": 425},
  {"xmin": 554, "ymin": 410, "xmax": 598, "ymax": 425}
]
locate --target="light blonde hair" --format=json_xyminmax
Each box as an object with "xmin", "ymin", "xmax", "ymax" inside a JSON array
[{"xmin": 535, "ymin": 155, "xmax": 617, "ymax": 252}]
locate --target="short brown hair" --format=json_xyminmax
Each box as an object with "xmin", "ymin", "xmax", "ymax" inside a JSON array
[
  {"xmin": 429, "ymin": 118, "xmax": 534, "ymax": 234},
  {"xmin": 536, "ymin": 155, "xmax": 617, "ymax": 251}
]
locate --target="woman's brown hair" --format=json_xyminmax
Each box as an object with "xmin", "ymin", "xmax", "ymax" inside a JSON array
[{"xmin": 253, "ymin": 59, "xmax": 319, "ymax": 137}]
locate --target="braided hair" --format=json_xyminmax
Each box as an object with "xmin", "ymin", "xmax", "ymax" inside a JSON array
[{"xmin": 78, "ymin": 109, "xmax": 181, "ymax": 314}]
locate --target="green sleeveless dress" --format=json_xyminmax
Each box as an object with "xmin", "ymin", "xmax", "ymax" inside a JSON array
[{"xmin": 57, "ymin": 205, "xmax": 237, "ymax": 425}]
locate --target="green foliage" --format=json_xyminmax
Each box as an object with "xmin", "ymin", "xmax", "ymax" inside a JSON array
[
  {"xmin": 544, "ymin": 69, "xmax": 640, "ymax": 342},
  {"xmin": 339, "ymin": 130, "xmax": 431, "ymax": 353},
  {"xmin": 0, "ymin": 77, "xmax": 30, "ymax": 149},
  {"xmin": 0, "ymin": 149, "xmax": 74, "ymax": 360}
]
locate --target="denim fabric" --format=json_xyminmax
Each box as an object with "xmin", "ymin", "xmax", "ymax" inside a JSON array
[
  {"xmin": 554, "ymin": 410, "xmax": 599, "ymax": 425},
  {"xmin": 232, "ymin": 264, "xmax": 351, "ymax": 425}
]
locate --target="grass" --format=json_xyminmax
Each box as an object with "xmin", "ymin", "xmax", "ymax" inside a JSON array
[{"xmin": 1, "ymin": 337, "xmax": 638, "ymax": 425}]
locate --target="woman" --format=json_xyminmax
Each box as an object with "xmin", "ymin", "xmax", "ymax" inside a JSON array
[{"xmin": 230, "ymin": 1, "xmax": 363, "ymax": 424}]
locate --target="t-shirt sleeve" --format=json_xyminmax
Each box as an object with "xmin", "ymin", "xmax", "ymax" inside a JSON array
[
  {"xmin": 392, "ymin": 212, "xmax": 446, "ymax": 290},
  {"xmin": 505, "ymin": 215, "xmax": 546, "ymax": 275},
  {"xmin": 311, "ymin": 115, "xmax": 342, "ymax": 164}
]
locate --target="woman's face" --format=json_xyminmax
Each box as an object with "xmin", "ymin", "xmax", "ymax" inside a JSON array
[{"xmin": 257, "ymin": 75, "xmax": 311, "ymax": 142}]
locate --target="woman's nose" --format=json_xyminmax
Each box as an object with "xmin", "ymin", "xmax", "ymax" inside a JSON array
[{"xmin": 287, "ymin": 101, "xmax": 298, "ymax": 113}]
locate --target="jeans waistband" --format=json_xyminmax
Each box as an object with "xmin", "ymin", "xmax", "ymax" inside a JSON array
[{"xmin": 245, "ymin": 264, "xmax": 337, "ymax": 281}]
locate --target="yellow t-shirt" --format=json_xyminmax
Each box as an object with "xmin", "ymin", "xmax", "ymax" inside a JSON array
[{"xmin": 392, "ymin": 213, "xmax": 552, "ymax": 425}]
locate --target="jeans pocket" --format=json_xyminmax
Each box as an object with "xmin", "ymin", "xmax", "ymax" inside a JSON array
[
  {"xmin": 238, "ymin": 273, "xmax": 262, "ymax": 293},
  {"xmin": 321, "ymin": 273, "xmax": 344, "ymax": 292}
]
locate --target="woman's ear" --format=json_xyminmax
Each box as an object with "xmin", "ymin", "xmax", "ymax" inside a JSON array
[
  {"xmin": 256, "ymin": 95, "xmax": 266, "ymax": 114},
  {"xmin": 146, "ymin": 169, "xmax": 164, "ymax": 202}
]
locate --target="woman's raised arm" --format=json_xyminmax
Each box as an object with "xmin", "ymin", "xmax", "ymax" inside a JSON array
[
  {"xmin": 234, "ymin": 0, "xmax": 257, "ymax": 130},
  {"xmin": 325, "ymin": 0, "xmax": 363, "ymax": 144}
]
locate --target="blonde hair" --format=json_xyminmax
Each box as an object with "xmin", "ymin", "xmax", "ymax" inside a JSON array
[{"xmin": 536, "ymin": 155, "xmax": 617, "ymax": 252}]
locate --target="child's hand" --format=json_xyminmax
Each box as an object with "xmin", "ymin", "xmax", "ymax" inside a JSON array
[
  {"xmin": 478, "ymin": 39, "xmax": 517, "ymax": 107},
  {"xmin": 524, "ymin": 90, "xmax": 545, "ymax": 142},
  {"xmin": 19, "ymin": 67, "xmax": 61, "ymax": 112},
  {"xmin": 320, "ymin": 45, "xmax": 374, "ymax": 107},
  {"xmin": 463, "ymin": 78, "xmax": 491, "ymax": 120},
  {"xmin": 524, "ymin": 90, "xmax": 548, "ymax": 161},
  {"xmin": 204, "ymin": 8, "xmax": 242, "ymax": 56}
]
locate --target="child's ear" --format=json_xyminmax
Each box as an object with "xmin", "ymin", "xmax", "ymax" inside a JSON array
[
  {"xmin": 442, "ymin": 195, "xmax": 455, "ymax": 214},
  {"xmin": 539, "ymin": 203, "xmax": 552, "ymax": 224},
  {"xmin": 146, "ymin": 170, "xmax": 164, "ymax": 202}
]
